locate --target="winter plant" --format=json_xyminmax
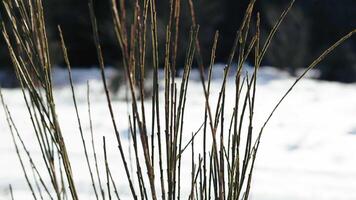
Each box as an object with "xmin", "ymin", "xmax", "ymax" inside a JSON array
[{"xmin": 0, "ymin": 0, "xmax": 355, "ymax": 199}]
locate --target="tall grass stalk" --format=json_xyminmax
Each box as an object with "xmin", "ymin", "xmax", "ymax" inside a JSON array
[{"xmin": 1, "ymin": 0, "xmax": 355, "ymax": 199}]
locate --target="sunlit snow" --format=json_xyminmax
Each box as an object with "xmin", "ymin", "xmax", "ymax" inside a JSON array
[{"xmin": 1, "ymin": 65, "xmax": 355, "ymax": 199}]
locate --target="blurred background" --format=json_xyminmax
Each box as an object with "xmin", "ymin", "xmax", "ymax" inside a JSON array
[
  {"xmin": 0, "ymin": 1, "xmax": 356, "ymax": 199},
  {"xmin": 0, "ymin": 0, "xmax": 355, "ymax": 87}
]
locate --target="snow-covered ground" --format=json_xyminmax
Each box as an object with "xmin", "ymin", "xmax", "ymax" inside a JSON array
[{"xmin": 0, "ymin": 66, "xmax": 356, "ymax": 199}]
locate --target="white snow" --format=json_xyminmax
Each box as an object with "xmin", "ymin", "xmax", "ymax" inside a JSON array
[{"xmin": 0, "ymin": 66, "xmax": 356, "ymax": 199}]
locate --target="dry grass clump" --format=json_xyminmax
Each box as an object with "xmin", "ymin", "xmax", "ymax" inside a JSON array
[{"xmin": 0, "ymin": 0, "xmax": 355, "ymax": 199}]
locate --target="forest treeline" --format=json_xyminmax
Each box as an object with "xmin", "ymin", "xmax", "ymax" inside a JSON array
[{"xmin": 0, "ymin": 0, "xmax": 355, "ymax": 84}]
